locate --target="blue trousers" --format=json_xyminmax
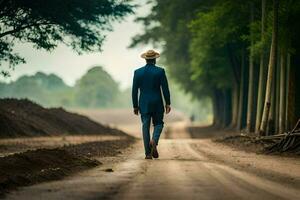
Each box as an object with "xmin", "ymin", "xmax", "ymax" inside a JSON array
[{"xmin": 141, "ymin": 112, "xmax": 164, "ymax": 156}]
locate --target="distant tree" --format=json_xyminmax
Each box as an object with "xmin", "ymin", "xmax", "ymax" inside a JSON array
[
  {"xmin": 0, "ymin": 0, "xmax": 133, "ymax": 76},
  {"xmin": 0, "ymin": 72, "xmax": 74, "ymax": 106},
  {"xmin": 32, "ymin": 72, "xmax": 69, "ymax": 91},
  {"xmin": 74, "ymin": 66, "xmax": 120, "ymax": 108},
  {"xmin": 6, "ymin": 75, "xmax": 50, "ymax": 104}
]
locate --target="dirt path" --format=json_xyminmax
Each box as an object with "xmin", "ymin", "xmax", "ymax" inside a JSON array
[{"xmin": 5, "ymin": 120, "xmax": 300, "ymax": 200}]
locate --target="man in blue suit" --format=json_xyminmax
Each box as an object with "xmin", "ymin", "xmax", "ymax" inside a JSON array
[{"xmin": 132, "ymin": 50, "xmax": 171, "ymax": 159}]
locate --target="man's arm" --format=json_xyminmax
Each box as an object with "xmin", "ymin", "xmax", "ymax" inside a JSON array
[
  {"xmin": 161, "ymin": 69, "xmax": 171, "ymax": 113},
  {"xmin": 132, "ymin": 71, "xmax": 139, "ymax": 115}
]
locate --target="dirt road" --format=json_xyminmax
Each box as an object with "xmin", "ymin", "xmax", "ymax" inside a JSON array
[{"xmin": 4, "ymin": 109, "xmax": 300, "ymax": 200}]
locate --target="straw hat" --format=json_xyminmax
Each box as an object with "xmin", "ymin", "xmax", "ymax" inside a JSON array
[{"xmin": 141, "ymin": 50, "xmax": 160, "ymax": 59}]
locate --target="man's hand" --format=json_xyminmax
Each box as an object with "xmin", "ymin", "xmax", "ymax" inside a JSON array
[
  {"xmin": 165, "ymin": 105, "xmax": 171, "ymax": 114},
  {"xmin": 133, "ymin": 108, "xmax": 139, "ymax": 115}
]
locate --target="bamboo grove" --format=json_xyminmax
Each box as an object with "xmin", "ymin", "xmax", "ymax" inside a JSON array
[{"xmin": 131, "ymin": 0, "xmax": 300, "ymax": 135}]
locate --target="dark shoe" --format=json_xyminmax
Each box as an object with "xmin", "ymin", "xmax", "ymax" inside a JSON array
[
  {"xmin": 145, "ymin": 155, "xmax": 152, "ymax": 159},
  {"xmin": 150, "ymin": 140, "xmax": 159, "ymax": 159}
]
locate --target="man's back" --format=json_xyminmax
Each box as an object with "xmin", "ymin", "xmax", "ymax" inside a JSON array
[{"xmin": 132, "ymin": 63, "xmax": 170, "ymax": 114}]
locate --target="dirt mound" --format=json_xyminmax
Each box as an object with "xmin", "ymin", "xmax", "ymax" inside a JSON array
[
  {"xmin": 0, "ymin": 148, "xmax": 100, "ymax": 196},
  {"xmin": 0, "ymin": 98, "xmax": 127, "ymax": 138},
  {"xmin": 0, "ymin": 136, "xmax": 135, "ymax": 197}
]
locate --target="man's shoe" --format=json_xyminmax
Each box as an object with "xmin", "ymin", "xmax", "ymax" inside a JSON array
[
  {"xmin": 145, "ymin": 155, "xmax": 152, "ymax": 159},
  {"xmin": 150, "ymin": 140, "xmax": 159, "ymax": 159}
]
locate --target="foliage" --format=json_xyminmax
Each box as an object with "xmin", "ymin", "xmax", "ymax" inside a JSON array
[
  {"xmin": 74, "ymin": 66, "xmax": 119, "ymax": 108},
  {"xmin": 0, "ymin": 0, "xmax": 134, "ymax": 75},
  {"xmin": 189, "ymin": 1, "xmax": 252, "ymax": 90}
]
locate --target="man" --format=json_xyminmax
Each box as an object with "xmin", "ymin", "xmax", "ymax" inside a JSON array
[{"xmin": 132, "ymin": 49, "xmax": 171, "ymax": 159}]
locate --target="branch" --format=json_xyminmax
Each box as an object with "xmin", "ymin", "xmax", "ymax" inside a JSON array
[{"xmin": 0, "ymin": 21, "xmax": 54, "ymax": 38}]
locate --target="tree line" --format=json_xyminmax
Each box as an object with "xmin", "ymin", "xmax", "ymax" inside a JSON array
[
  {"xmin": 0, "ymin": 67, "xmax": 129, "ymax": 108},
  {"xmin": 131, "ymin": 0, "xmax": 300, "ymax": 135}
]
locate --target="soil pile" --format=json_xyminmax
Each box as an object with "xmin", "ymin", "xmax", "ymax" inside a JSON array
[
  {"xmin": 0, "ymin": 98, "xmax": 127, "ymax": 138},
  {"xmin": 0, "ymin": 148, "xmax": 100, "ymax": 196},
  {"xmin": 0, "ymin": 136, "xmax": 135, "ymax": 197}
]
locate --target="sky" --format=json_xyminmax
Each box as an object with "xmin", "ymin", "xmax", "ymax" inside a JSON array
[{"xmin": 0, "ymin": 0, "xmax": 153, "ymax": 89}]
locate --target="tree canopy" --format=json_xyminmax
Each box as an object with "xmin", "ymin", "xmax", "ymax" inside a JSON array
[{"xmin": 0, "ymin": 0, "xmax": 134, "ymax": 76}]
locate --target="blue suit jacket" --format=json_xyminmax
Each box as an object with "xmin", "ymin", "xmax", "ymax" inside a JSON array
[{"xmin": 132, "ymin": 64, "xmax": 171, "ymax": 114}]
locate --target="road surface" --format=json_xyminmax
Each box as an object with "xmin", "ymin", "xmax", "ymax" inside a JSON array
[{"xmin": 5, "ymin": 109, "xmax": 300, "ymax": 200}]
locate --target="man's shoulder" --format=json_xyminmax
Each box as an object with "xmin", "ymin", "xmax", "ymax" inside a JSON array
[
  {"xmin": 154, "ymin": 65, "xmax": 165, "ymax": 71},
  {"xmin": 154, "ymin": 66, "xmax": 166, "ymax": 74},
  {"xmin": 134, "ymin": 66, "xmax": 146, "ymax": 73}
]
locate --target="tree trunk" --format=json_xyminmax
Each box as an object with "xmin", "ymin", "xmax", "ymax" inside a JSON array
[
  {"xmin": 275, "ymin": 50, "xmax": 281, "ymax": 133},
  {"xmin": 212, "ymin": 89, "xmax": 225, "ymax": 128},
  {"xmin": 246, "ymin": 2, "xmax": 256, "ymax": 133},
  {"xmin": 230, "ymin": 84, "xmax": 239, "ymax": 128},
  {"xmin": 255, "ymin": 0, "xmax": 267, "ymax": 133},
  {"xmin": 260, "ymin": 0, "xmax": 279, "ymax": 135},
  {"xmin": 287, "ymin": 54, "xmax": 300, "ymax": 130},
  {"xmin": 227, "ymin": 44, "xmax": 241, "ymax": 129},
  {"xmin": 219, "ymin": 90, "xmax": 226, "ymax": 128},
  {"xmin": 223, "ymin": 89, "xmax": 232, "ymax": 128},
  {"xmin": 285, "ymin": 53, "xmax": 291, "ymax": 130},
  {"xmin": 267, "ymin": 75, "xmax": 275, "ymax": 135},
  {"xmin": 237, "ymin": 49, "xmax": 248, "ymax": 130},
  {"xmin": 279, "ymin": 49, "xmax": 287, "ymax": 133},
  {"xmin": 212, "ymin": 92, "xmax": 219, "ymax": 128}
]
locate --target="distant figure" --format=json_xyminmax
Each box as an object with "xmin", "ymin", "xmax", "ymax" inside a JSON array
[
  {"xmin": 132, "ymin": 50, "xmax": 171, "ymax": 159},
  {"xmin": 190, "ymin": 114, "xmax": 195, "ymax": 123}
]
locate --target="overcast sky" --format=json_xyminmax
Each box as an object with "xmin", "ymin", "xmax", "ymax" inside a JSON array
[{"xmin": 0, "ymin": 0, "xmax": 154, "ymax": 89}]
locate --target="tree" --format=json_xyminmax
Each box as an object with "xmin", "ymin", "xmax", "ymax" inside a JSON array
[
  {"xmin": 0, "ymin": 0, "xmax": 133, "ymax": 75},
  {"xmin": 237, "ymin": 49, "xmax": 248, "ymax": 130},
  {"xmin": 246, "ymin": 2, "xmax": 257, "ymax": 133},
  {"xmin": 188, "ymin": 2, "xmax": 240, "ymax": 127},
  {"xmin": 74, "ymin": 66, "xmax": 120, "ymax": 108},
  {"xmin": 260, "ymin": 0, "xmax": 279, "ymax": 135},
  {"xmin": 255, "ymin": 0, "xmax": 267, "ymax": 133}
]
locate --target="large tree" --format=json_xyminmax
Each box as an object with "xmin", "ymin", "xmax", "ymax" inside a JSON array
[{"xmin": 0, "ymin": 0, "xmax": 133, "ymax": 75}]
